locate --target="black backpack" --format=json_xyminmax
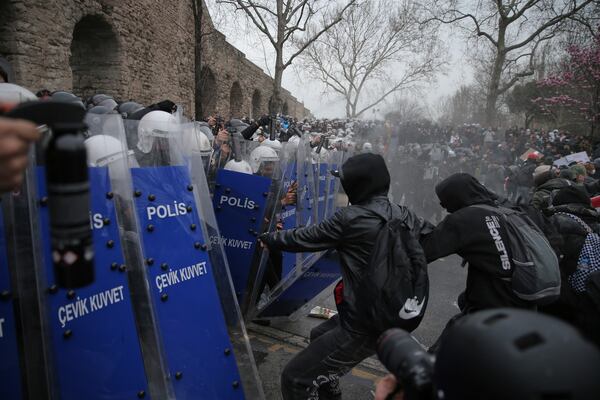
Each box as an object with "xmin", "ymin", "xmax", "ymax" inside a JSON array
[{"xmin": 357, "ymin": 205, "xmax": 429, "ymax": 334}]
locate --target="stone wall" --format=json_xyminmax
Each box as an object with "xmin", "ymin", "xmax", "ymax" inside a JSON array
[
  {"xmin": 0, "ymin": 0, "xmax": 310, "ymax": 119},
  {"xmin": 197, "ymin": 2, "xmax": 310, "ymax": 119}
]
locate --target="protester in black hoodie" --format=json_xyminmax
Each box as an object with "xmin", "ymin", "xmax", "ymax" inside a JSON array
[
  {"xmin": 422, "ymin": 173, "xmax": 535, "ymax": 312},
  {"xmin": 421, "ymin": 173, "xmax": 538, "ymax": 352},
  {"xmin": 260, "ymin": 153, "xmax": 423, "ymax": 400}
]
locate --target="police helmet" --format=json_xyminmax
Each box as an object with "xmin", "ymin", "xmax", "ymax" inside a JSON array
[
  {"xmin": 261, "ymin": 138, "xmax": 283, "ymax": 154},
  {"xmin": 137, "ymin": 111, "xmax": 177, "ymax": 154},
  {"xmin": 224, "ymin": 159, "xmax": 253, "ymax": 175},
  {"xmin": 182, "ymin": 122, "xmax": 212, "ymax": 156},
  {"xmin": 249, "ymin": 145, "xmax": 279, "ymax": 173}
]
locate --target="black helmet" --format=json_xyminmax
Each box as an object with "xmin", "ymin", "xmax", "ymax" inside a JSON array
[
  {"xmin": 229, "ymin": 118, "xmax": 244, "ymax": 127},
  {"xmin": 88, "ymin": 93, "xmax": 112, "ymax": 108},
  {"xmin": 87, "ymin": 105, "xmax": 112, "ymax": 115},
  {"xmin": 50, "ymin": 91, "xmax": 85, "ymax": 108},
  {"xmin": 98, "ymin": 98, "xmax": 118, "ymax": 111},
  {"xmin": 434, "ymin": 309, "xmax": 600, "ymax": 400},
  {"xmin": 117, "ymin": 101, "xmax": 144, "ymax": 117}
]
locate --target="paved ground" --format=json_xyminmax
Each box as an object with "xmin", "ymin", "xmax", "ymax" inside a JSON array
[{"xmin": 247, "ymin": 255, "xmax": 467, "ymax": 399}]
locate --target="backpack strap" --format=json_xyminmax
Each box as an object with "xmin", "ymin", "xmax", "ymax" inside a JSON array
[
  {"xmin": 554, "ymin": 212, "xmax": 593, "ymax": 234},
  {"xmin": 470, "ymin": 203, "xmax": 513, "ymax": 215}
]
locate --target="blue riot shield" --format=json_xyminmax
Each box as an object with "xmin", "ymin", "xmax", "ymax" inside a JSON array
[
  {"xmin": 280, "ymin": 156, "xmax": 298, "ymax": 279},
  {"xmin": 241, "ymin": 141, "xmax": 342, "ymax": 322},
  {"xmin": 314, "ymin": 151, "xmax": 330, "ymax": 223},
  {"xmin": 0, "ymin": 204, "xmax": 22, "ymax": 399},
  {"xmin": 36, "ymin": 166, "xmax": 152, "ymax": 400},
  {"xmin": 0, "ymin": 157, "xmax": 56, "ymax": 399},
  {"xmin": 248, "ymin": 147, "xmax": 357, "ymax": 321},
  {"xmin": 296, "ymin": 139, "xmax": 317, "ymax": 229},
  {"xmin": 324, "ymin": 151, "xmax": 343, "ymax": 219},
  {"xmin": 46, "ymin": 114, "xmax": 171, "ymax": 399},
  {"xmin": 212, "ymin": 169, "xmax": 271, "ymax": 300},
  {"xmin": 123, "ymin": 116, "xmax": 263, "ymax": 399},
  {"xmin": 254, "ymin": 250, "xmax": 341, "ymax": 320}
]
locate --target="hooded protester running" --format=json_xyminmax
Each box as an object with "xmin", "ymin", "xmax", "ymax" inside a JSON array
[
  {"xmin": 259, "ymin": 153, "xmax": 423, "ymax": 400},
  {"xmin": 421, "ymin": 173, "xmax": 540, "ymax": 350}
]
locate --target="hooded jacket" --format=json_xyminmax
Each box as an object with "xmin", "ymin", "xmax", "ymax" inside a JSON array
[
  {"xmin": 545, "ymin": 186, "xmax": 600, "ymax": 344},
  {"xmin": 421, "ymin": 173, "xmax": 532, "ymax": 312},
  {"xmin": 531, "ymin": 177, "xmax": 574, "ymax": 211},
  {"xmin": 260, "ymin": 153, "xmax": 423, "ymax": 334}
]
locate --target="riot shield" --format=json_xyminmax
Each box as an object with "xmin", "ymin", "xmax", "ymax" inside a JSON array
[
  {"xmin": 324, "ymin": 150, "xmax": 344, "ymax": 218},
  {"xmin": 0, "ymin": 196, "xmax": 25, "ymax": 399},
  {"xmin": 312, "ymin": 144, "xmax": 331, "ymax": 223},
  {"xmin": 181, "ymin": 121, "xmax": 213, "ymax": 176},
  {"xmin": 210, "ymin": 132, "xmax": 272, "ymax": 301},
  {"xmin": 246, "ymin": 139, "xmax": 343, "ymax": 322},
  {"xmin": 243, "ymin": 140, "xmax": 298, "ymax": 312},
  {"xmin": 125, "ymin": 114, "xmax": 264, "ymax": 399},
  {"xmin": 296, "ymin": 137, "xmax": 317, "ymax": 229},
  {"xmin": 85, "ymin": 114, "xmax": 172, "ymax": 399},
  {"xmin": 0, "ymin": 109, "xmax": 160, "ymax": 399},
  {"xmin": 210, "ymin": 132, "xmax": 293, "ymax": 319},
  {"xmin": 1, "ymin": 152, "xmax": 56, "ymax": 400}
]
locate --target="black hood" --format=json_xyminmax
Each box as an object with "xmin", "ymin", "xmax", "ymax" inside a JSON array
[
  {"xmin": 339, "ymin": 153, "xmax": 390, "ymax": 204},
  {"xmin": 552, "ymin": 185, "xmax": 591, "ymax": 208},
  {"xmin": 435, "ymin": 173, "xmax": 497, "ymax": 213}
]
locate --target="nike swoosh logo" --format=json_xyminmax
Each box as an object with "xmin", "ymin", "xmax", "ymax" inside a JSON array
[{"xmin": 398, "ymin": 296, "xmax": 425, "ymax": 320}]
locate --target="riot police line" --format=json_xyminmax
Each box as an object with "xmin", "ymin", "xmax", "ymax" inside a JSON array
[
  {"xmin": 2, "ymin": 83, "xmax": 600, "ymax": 400},
  {"xmin": 0, "ymin": 83, "xmax": 356, "ymax": 399}
]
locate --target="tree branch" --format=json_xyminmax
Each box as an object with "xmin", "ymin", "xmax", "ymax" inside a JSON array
[{"xmin": 283, "ymin": 0, "xmax": 357, "ymax": 69}]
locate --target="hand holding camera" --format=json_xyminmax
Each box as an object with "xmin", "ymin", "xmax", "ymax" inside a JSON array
[{"xmin": 0, "ymin": 117, "xmax": 40, "ymax": 192}]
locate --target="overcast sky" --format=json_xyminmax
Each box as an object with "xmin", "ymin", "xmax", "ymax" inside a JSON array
[{"xmin": 206, "ymin": 1, "xmax": 475, "ymax": 119}]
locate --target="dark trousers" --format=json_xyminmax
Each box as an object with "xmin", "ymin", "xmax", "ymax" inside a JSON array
[{"xmin": 281, "ymin": 315, "xmax": 376, "ymax": 399}]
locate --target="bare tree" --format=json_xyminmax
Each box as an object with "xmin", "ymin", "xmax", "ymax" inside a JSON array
[
  {"xmin": 385, "ymin": 97, "xmax": 427, "ymax": 123},
  {"xmin": 216, "ymin": 0, "xmax": 357, "ymax": 115},
  {"xmin": 438, "ymin": 85, "xmax": 487, "ymax": 125},
  {"xmin": 300, "ymin": 0, "xmax": 443, "ymax": 118},
  {"xmin": 422, "ymin": 0, "xmax": 596, "ymax": 126}
]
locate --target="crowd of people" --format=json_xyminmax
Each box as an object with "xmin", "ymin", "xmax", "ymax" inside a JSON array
[{"xmin": 1, "ymin": 81, "xmax": 599, "ymax": 399}]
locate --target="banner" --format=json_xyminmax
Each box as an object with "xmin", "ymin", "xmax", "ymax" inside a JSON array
[{"xmin": 554, "ymin": 151, "xmax": 590, "ymax": 167}]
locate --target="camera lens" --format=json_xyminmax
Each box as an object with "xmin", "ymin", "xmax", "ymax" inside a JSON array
[{"xmin": 377, "ymin": 329, "xmax": 434, "ymax": 400}]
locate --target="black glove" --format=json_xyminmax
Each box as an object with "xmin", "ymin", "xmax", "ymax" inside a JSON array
[{"xmin": 257, "ymin": 115, "xmax": 271, "ymax": 127}]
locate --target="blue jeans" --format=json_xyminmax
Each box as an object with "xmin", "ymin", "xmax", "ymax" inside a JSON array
[{"xmin": 281, "ymin": 315, "xmax": 376, "ymax": 399}]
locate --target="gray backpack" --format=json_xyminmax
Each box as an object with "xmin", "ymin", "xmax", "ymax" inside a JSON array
[{"xmin": 473, "ymin": 204, "xmax": 561, "ymax": 305}]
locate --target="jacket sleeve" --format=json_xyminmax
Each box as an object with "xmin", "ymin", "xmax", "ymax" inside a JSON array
[
  {"xmin": 584, "ymin": 179, "xmax": 600, "ymax": 196},
  {"xmin": 260, "ymin": 209, "xmax": 347, "ymax": 252},
  {"xmin": 420, "ymin": 215, "xmax": 462, "ymax": 263},
  {"xmin": 240, "ymin": 123, "xmax": 260, "ymax": 140}
]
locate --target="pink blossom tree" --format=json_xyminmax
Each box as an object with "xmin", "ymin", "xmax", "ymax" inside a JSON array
[{"xmin": 534, "ymin": 32, "xmax": 600, "ymax": 138}]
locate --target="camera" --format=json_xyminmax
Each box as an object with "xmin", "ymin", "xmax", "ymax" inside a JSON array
[
  {"xmin": 377, "ymin": 328, "xmax": 435, "ymax": 400},
  {"xmin": 7, "ymin": 101, "xmax": 95, "ymax": 288}
]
